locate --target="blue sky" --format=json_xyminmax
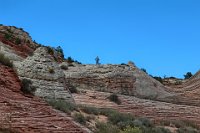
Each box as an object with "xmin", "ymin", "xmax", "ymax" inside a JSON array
[{"xmin": 0, "ymin": 0, "xmax": 200, "ymax": 78}]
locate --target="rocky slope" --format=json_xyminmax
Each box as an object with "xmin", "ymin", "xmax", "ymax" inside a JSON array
[
  {"xmin": 0, "ymin": 64, "xmax": 86, "ymax": 133},
  {"xmin": 64, "ymin": 63, "xmax": 173, "ymax": 100},
  {"xmin": 73, "ymin": 89, "xmax": 200, "ymax": 126},
  {"xmin": 166, "ymin": 70, "xmax": 200, "ymax": 106}
]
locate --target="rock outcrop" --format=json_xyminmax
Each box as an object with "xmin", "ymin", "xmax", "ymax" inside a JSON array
[
  {"xmin": 14, "ymin": 47, "xmax": 74, "ymax": 102},
  {"xmin": 0, "ymin": 25, "xmax": 37, "ymax": 58},
  {"xmin": 0, "ymin": 41, "xmax": 23, "ymax": 62},
  {"xmin": 64, "ymin": 64, "xmax": 173, "ymax": 100},
  {"xmin": 0, "ymin": 64, "xmax": 86, "ymax": 133}
]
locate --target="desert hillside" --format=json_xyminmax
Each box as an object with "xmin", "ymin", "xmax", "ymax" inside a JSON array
[{"xmin": 0, "ymin": 25, "xmax": 200, "ymax": 133}]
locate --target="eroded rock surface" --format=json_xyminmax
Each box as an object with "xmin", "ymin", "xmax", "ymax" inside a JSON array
[
  {"xmin": 0, "ymin": 64, "xmax": 86, "ymax": 133},
  {"xmin": 64, "ymin": 64, "xmax": 173, "ymax": 100},
  {"xmin": 15, "ymin": 47, "xmax": 73, "ymax": 102}
]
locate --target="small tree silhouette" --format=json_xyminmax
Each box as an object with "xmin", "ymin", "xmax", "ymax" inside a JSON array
[{"xmin": 184, "ymin": 72, "xmax": 193, "ymax": 79}]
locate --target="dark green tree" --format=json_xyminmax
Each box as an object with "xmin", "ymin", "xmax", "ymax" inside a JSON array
[
  {"xmin": 184, "ymin": 72, "xmax": 193, "ymax": 79},
  {"xmin": 141, "ymin": 68, "xmax": 147, "ymax": 74},
  {"xmin": 56, "ymin": 46, "xmax": 64, "ymax": 58}
]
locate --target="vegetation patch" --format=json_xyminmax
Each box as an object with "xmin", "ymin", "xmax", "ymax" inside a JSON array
[
  {"xmin": 0, "ymin": 53, "xmax": 13, "ymax": 67},
  {"xmin": 73, "ymin": 113, "xmax": 87, "ymax": 125},
  {"xmin": 48, "ymin": 68, "xmax": 55, "ymax": 74},
  {"xmin": 46, "ymin": 46, "xmax": 54, "ymax": 55},
  {"xmin": 46, "ymin": 99, "xmax": 77, "ymax": 114},
  {"xmin": 15, "ymin": 38, "xmax": 21, "ymax": 45},
  {"xmin": 108, "ymin": 93, "xmax": 121, "ymax": 104},
  {"xmin": 120, "ymin": 126, "xmax": 142, "ymax": 133},
  {"xmin": 95, "ymin": 122, "xmax": 120, "ymax": 133},
  {"xmin": 21, "ymin": 79, "xmax": 36, "ymax": 95},
  {"xmin": 60, "ymin": 64, "xmax": 68, "ymax": 70}
]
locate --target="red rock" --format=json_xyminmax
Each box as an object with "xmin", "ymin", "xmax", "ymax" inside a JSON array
[{"xmin": 0, "ymin": 65, "xmax": 86, "ymax": 133}]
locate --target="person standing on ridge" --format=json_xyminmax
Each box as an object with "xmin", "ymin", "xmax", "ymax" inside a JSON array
[{"xmin": 95, "ymin": 56, "xmax": 100, "ymax": 65}]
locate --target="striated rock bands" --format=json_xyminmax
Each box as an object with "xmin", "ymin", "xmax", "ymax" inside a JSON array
[
  {"xmin": 0, "ymin": 64, "xmax": 85, "ymax": 133},
  {"xmin": 64, "ymin": 64, "xmax": 173, "ymax": 100}
]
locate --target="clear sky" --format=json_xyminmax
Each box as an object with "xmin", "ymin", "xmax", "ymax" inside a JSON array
[{"xmin": 0, "ymin": 0, "xmax": 200, "ymax": 78}]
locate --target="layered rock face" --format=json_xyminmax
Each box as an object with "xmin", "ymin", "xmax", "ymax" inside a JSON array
[
  {"xmin": 166, "ymin": 70, "xmax": 200, "ymax": 106},
  {"xmin": 15, "ymin": 47, "xmax": 74, "ymax": 102},
  {"xmin": 64, "ymin": 64, "xmax": 173, "ymax": 100},
  {"xmin": 0, "ymin": 64, "xmax": 85, "ymax": 133},
  {"xmin": 0, "ymin": 41, "xmax": 23, "ymax": 62}
]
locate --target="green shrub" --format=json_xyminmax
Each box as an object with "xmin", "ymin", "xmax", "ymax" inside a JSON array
[
  {"xmin": 73, "ymin": 113, "xmax": 86, "ymax": 125},
  {"xmin": 46, "ymin": 99, "xmax": 76, "ymax": 114},
  {"xmin": 60, "ymin": 65, "xmax": 68, "ymax": 70},
  {"xmin": 132, "ymin": 119, "xmax": 144, "ymax": 127},
  {"xmin": 175, "ymin": 81, "xmax": 182, "ymax": 85},
  {"xmin": 68, "ymin": 63, "xmax": 74, "ymax": 67},
  {"xmin": 138, "ymin": 117, "xmax": 153, "ymax": 127},
  {"xmin": 21, "ymin": 79, "xmax": 36, "ymax": 95},
  {"xmin": 184, "ymin": 72, "xmax": 193, "ymax": 79},
  {"xmin": 48, "ymin": 68, "xmax": 55, "ymax": 74},
  {"xmin": 108, "ymin": 93, "xmax": 121, "ymax": 105},
  {"xmin": 172, "ymin": 120, "xmax": 187, "ymax": 128},
  {"xmin": 46, "ymin": 46, "xmax": 54, "ymax": 55},
  {"xmin": 66, "ymin": 57, "xmax": 74, "ymax": 63},
  {"xmin": 99, "ymin": 108, "xmax": 117, "ymax": 116},
  {"xmin": 108, "ymin": 112, "xmax": 135, "ymax": 125},
  {"xmin": 79, "ymin": 105, "xmax": 100, "ymax": 115},
  {"xmin": 4, "ymin": 33, "xmax": 12, "ymax": 40},
  {"xmin": 120, "ymin": 126, "xmax": 142, "ymax": 133},
  {"xmin": 141, "ymin": 68, "xmax": 147, "ymax": 74},
  {"xmin": 55, "ymin": 46, "xmax": 64, "ymax": 59},
  {"xmin": 0, "ymin": 53, "xmax": 13, "ymax": 67},
  {"xmin": 69, "ymin": 86, "xmax": 78, "ymax": 93},
  {"xmin": 152, "ymin": 127, "xmax": 172, "ymax": 133},
  {"xmin": 95, "ymin": 122, "xmax": 120, "ymax": 133},
  {"xmin": 160, "ymin": 120, "xmax": 171, "ymax": 126},
  {"xmin": 15, "ymin": 38, "xmax": 21, "ymax": 45},
  {"xmin": 153, "ymin": 76, "xmax": 163, "ymax": 83},
  {"xmin": 26, "ymin": 40, "xmax": 30, "ymax": 44},
  {"xmin": 177, "ymin": 127, "xmax": 198, "ymax": 133}
]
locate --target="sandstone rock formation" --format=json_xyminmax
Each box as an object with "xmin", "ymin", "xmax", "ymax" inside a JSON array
[
  {"xmin": 64, "ymin": 64, "xmax": 173, "ymax": 100},
  {"xmin": 73, "ymin": 89, "xmax": 200, "ymax": 126},
  {"xmin": 166, "ymin": 70, "xmax": 200, "ymax": 106},
  {"xmin": 15, "ymin": 47, "xmax": 74, "ymax": 102},
  {"xmin": 0, "ymin": 64, "xmax": 86, "ymax": 133},
  {"xmin": 0, "ymin": 41, "xmax": 23, "ymax": 62}
]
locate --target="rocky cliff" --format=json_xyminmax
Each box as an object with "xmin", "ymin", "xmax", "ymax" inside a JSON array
[{"xmin": 14, "ymin": 47, "xmax": 74, "ymax": 102}]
